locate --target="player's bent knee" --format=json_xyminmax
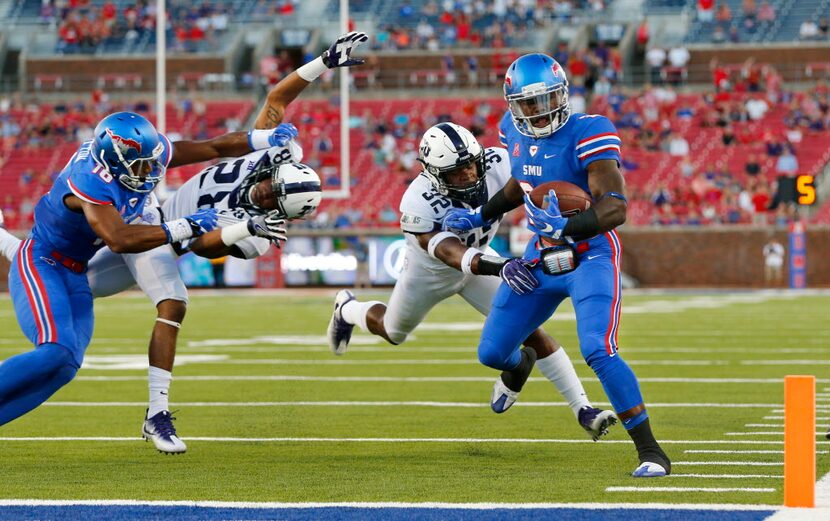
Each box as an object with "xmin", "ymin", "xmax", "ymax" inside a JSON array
[
  {"xmin": 386, "ymin": 330, "xmax": 408, "ymax": 345},
  {"xmin": 157, "ymin": 298, "xmax": 187, "ymax": 323},
  {"xmin": 477, "ymin": 342, "xmax": 515, "ymax": 371}
]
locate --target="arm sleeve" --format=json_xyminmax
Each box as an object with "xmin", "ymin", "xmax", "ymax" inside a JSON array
[
  {"xmin": 67, "ymin": 169, "xmax": 116, "ymax": 206},
  {"xmin": 574, "ymin": 116, "xmax": 622, "ymax": 169}
]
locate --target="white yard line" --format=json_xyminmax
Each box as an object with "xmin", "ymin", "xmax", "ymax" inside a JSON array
[
  {"xmin": 669, "ymin": 474, "xmax": 782, "ymax": 479},
  {"xmin": 0, "ymin": 436, "xmax": 822, "ymax": 445},
  {"xmin": 40, "ymin": 400, "xmax": 787, "ymax": 408},
  {"xmin": 606, "ymin": 487, "xmax": 775, "ymax": 493},
  {"xmin": 214, "ymin": 359, "xmax": 728, "ymax": 366},
  {"xmin": 0, "ymin": 499, "xmax": 783, "ymax": 511},
  {"xmin": 71, "ymin": 375, "xmax": 817, "ymax": 385},
  {"xmin": 685, "ymin": 450, "xmax": 785, "ymax": 454},
  {"xmin": 725, "ymin": 432, "xmax": 828, "ymax": 436},
  {"xmin": 764, "ymin": 470, "xmax": 830, "ymax": 520},
  {"xmin": 675, "ymin": 461, "xmax": 783, "ymax": 467}
]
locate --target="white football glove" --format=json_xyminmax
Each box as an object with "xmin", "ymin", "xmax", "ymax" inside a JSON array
[
  {"xmin": 247, "ymin": 211, "xmax": 287, "ymax": 248},
  {"xmin": 322, "ymin": 31, "xmax": 369, "ymax": 68}
]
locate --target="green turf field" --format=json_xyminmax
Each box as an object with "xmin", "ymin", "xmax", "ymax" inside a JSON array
[{"xmin": 0, "ymin": 290, "xmax": 827, "ymax": 505}]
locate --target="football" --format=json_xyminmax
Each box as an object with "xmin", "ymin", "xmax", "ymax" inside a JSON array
[{"xmin": 529, "ymin": 181, "xmax": 592, "ymax": 217}]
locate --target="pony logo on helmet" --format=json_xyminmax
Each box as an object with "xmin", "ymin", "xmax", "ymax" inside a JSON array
[
  {"xmin": 503, "ymin": 53, "xmax": 571, "ymax": 138},
  {"xmin": 106, "ymin": 129, "xmax": 142, "ymax": 156},
  {"xmin": 418, "ymin": 122, "xmax": 486, "ymax": 205},
  {"xmin": 91, "ymin": 112, "xmax": 166, "ymax": 193}
]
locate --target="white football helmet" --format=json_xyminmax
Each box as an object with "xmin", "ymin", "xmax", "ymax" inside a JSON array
[
  {"xmin": 273, "ymin": 162, "xmax": 322, "ymax": 219},
  {"xmin": 418, "ymin": 122, "xmax": 486, "ymax": 204}
]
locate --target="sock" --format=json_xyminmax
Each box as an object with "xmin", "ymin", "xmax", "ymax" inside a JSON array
[
  {"xmin": 148, "ymin": 366, "xmax": 172, "ymax": 417},
  {"xmin": 0, "ymin": 343, "xmax": 78, "ymax": 426},
  {"xmin": 536, "ymin": 347, "xmax": 591, "ymax": 417},
  {"xmin": 340, "ymin": 300, "xmax": 383, "ymax": 332},
  {"xmin": 0, "ymin": 227, "xmax": 21, "ymax": 261},
  {"xmin": 628, "ymin": 418, "xmax": 671, "ymax": 472},
  {"xmin": 501, "ymin": 347, "xmax": 536, "ymax": 392}
]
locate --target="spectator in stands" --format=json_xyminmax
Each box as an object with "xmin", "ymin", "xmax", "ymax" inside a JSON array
[
  {"xmin": 698, "ymin": 0, "xmax": 715, "ymax": 23},
  {"xmin": 745, "ymin": 94, "xmax": 769, "ymax": 120},
  {"xmin": 762, "ymin": 237, "xmax": 785, "ymax": 285},
  {"xmin": 819, "ymin": 17, "xmax": 830, "ymax": 39},
  {"xmin": 745, "ymin": 154, "xmax": 762, "ymax": 178},
  {"xmin": 645, "ymin": 46, "xmax": 666, "ymax": 85},
  {"xmin": 715, "ymin": 2, "xmax": 732, "ymax": 31},
  {"xmin": 667, "ymin": 131, "xmax": 689, "ymax": 157},
  {"xmin": 729, "ymin": 26, "xmax": 741, "ymax": 43},
  {"xmin": 722, "ymin": 124, "xmax": 736, "ymax": 145},
  {"xmin": 757, "ymin": 1, "xmax": 775, "ymax": 26},
  {"xmin": 465, "ymin": 56, "xmax": 479, "ymax": 86},
  {"xmin": 741, "ymin": 0, "xmax": 757, "ymax": 32},
  {"xmin": 554, "ymin": 41, "xmax": 570, "ymax": 67},
  {"xmin": 712, "ymin": 26, "xmax": 727, "ymax": 43},
  {"xmin": 800, "ymin": 20, "xmax": 820, "ymax": 41},
  {"xmin": 775, "ymin": 147, "xmax": 798, "ymax": 176},
  {"xmin": 650, "ymin": 183, "xmax": 672, "ymax": 207},
  {"xmin": 378, "ymin": 205, "xmax": 398, "ymax": 225},
  {"xmin": 635, "ymin": 19, "xmax": 649, "ymax": 52},
  {"xmin": 666, "ymin": 46, "xmax": 690, "ymax": 85}
]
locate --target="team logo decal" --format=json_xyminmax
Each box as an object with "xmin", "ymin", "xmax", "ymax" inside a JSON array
[
  {"xmin": 512, "ymin": 143, "xmax": 520, "ymax": 157},
  {"xmin": 529, "ymin": 146, "xmax": 538, "ymax": 157},
  {"xmin": 129, "ymin": 197, "xmax": 138, "ymax": 207},
  {"xmin": 505, "ymin": 72, "xmax": 512, "ymax": 88},
  {"xmin": 106, "ymin": 129, "xmax": 142, "ymax": 156},
  {"xmin": 551, "ymin": 62, "xmax": 563, "ymax": 78}
]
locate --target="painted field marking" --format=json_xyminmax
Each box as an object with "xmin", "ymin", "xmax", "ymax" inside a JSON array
[
  {"xmin": 40, "ymin": 400, "xmax": 788, "ymax": 408},
  {"xmin": 72, "ymin": 375, "xmax": 820, "ymax": 385},
  {"xmin": 0, "ymin": 499, "xmax": 783, "ymax": 511},
  {"xmin": 743, "ymin": 361, "xmax": 830, "ymax": 365},
  {"xmin": 217, "ymin": 359, "xmax": 728, "ymax": 366},
  {"xmin": 0, "ymin": 436, "xmax": 825, "ymax": 445},
  {"xmin": 605, "ymin": 487, "xmax": 775, "ymax": 493},
  {"xmin": 670, "ymin": 474, "xmax": 782, "ymax": 479},
  {"xmin": 727, "ymin": 432, "xmax": 828, "ymax": 436},
  {"xmin": 684, "ymin": 450, "xmax": 830, "ymax": 455},
  {"xmin": 675, "ymin": 461, "xmax": 783, "ymax": 467}
]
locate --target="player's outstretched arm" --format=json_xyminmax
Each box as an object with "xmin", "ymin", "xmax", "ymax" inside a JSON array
[
  {"xmin": 254, "ymin": 31, "xmax": 369, "ymax": 129},
  {"xmin": 442, "ymin": 177, "xmax": 525, "ymax": 232},
  {"xmin": 189, "ymin": 212, "xmax": 288, "ymax": 259},
  {"xmin": 562, "ymin": 159, "xmax": 627, "ymax": 239},
  {"xmin": 77, "ymin": 198, "xmax": 218, "ymax": 254},
  {"xmin": 415, "ymin": 231, "xmax": 538, "ymax": 295}
]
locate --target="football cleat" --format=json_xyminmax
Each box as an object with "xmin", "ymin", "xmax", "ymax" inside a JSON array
[
  {"xmin": 490, "ymin": 347, "xmax": 537, "ymax": 413},
  {"xmin": 327, "ymin": 289, "xmax": 356, "ymax": 356},
  {"xmin": 142, "ymin": 409, "xmax": 186, "ymax": 454},
  {"xmin": 631, "ymin": 461, "xmax": 668, "ymax": 478},
  {"xmin": 578, "ymin": 406, "xmax": 618, "ymax": 441}
]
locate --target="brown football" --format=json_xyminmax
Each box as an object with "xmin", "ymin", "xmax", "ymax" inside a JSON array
[{"xmin": 529, "ymin": 181, "xmax": 592, "ymax": 217}]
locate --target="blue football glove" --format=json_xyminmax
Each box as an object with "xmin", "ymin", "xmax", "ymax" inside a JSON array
[
  {"xmin": 500, "ymin": 258, "xmax": 539, "ymax": 295},
  {"xmin": 524, "ymin": 191, "xmax": 569, "ymax": 241},
  {"xmin": 162, "ymin": 208, "xmax": 219, "ymax": 244},
  {"xmin": 268, "ymin": 123, "xmax": 299, "ymax": 148},
  {"xmin": 322, "ymin": 31, "xmax": 369, "ymax": 68},
  {"xmin": 184, "ymin": 208, "xmax": 219, "ymax": 237},
  {"xmin": 442, "ymin": 207, "xmax": 490, "ymax": 232}
]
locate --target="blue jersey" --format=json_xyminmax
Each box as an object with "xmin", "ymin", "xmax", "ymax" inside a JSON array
[
  {"xmin": 498, "ymin": 110, "xmax": 621, "ymax": 195},
  {"xmin": 31, "ymin": 136, "xmax": 173, "ymax": 262}
]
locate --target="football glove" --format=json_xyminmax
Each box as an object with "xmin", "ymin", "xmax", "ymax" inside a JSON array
[
  {"xmin": 322, "ymin": 31, "xmax": 369, "ymax": 68},
  {"xmin": 442, "ymin": 207, "xmax": 491, "ymax": 232},
  {"xmin": 162, "ymin": 208, "xmax": 219, "ymax": 243},
  {"xmin": 247, "ymin": 211, "xmax": 288, "ymax": 248},
  {"xmin": 524, "ymin": 191, "xmax": 568, "ymax": 241},
  {"xmin": 500, "ymin": 258, "xmax": 539, "ymax": 295},
  {"xmin": 267, "ymin": 123, "xmax": 299, "ymax": 148}
]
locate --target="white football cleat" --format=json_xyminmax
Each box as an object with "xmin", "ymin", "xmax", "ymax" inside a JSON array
[
  {"xmin": 631, "ymin": 461, "xmax": 667, "ymax": 478},
  {"xmin": 327, "ymin": 289, "xmax": 356, "ymax": 355},
  {"xmin": 142, "ymin": 409, "xmax": 187, "ymax": 454},
  {"xmin": 490, "ymin": 377, "xmax": 520, "ymax": 413}
]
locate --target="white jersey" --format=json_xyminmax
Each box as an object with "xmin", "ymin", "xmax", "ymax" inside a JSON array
[
  {"xmin": 399, "ymin": 146, "xmax": 511, "ymax": 270},
  {"xmin": 155, "ymin": 141, "xmax": 302, "ymax": 259}
]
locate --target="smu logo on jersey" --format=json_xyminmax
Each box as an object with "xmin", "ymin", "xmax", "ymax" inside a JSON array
[
  {"xmin": 523, "ymin": 165, "xmax": 543, "ymax": 176},
  {"xmin": 107, "ymin": 129, "xmax": 142, "ymax": 155}
]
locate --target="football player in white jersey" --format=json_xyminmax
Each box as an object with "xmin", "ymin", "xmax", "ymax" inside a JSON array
[
  {"xmin": 0, "ymin": 31, "xmax": 367, "ymax": 453},
  {"xmin": 327, "ymin": 122, "xmax": 617, "ymax": 439}
]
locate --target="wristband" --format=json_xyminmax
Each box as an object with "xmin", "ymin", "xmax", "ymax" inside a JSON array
[
  {"xmin": 460, "ymin": 247, "xmax": 482, "ymax": 275},
  {"xmin": 221, "ymin": 220, "xmax": 254, "ymax": 246},
  {"xmin": 296, "ymin": 56, "xmax": 328, "ymax": 82},
  {"xmin": 248, "ymin": 129, "xmax": 272, "ymax": 151},
  {"xmin": 427, "ymin": 231, "xmax": 459, "ymax": 259},
  {"xmin": 477, "ymin": 254, "xmax": 509, "ymax": 276},
  {"xmin": 162, "ymin": 218, "xmax": 193, "ymax": 244},
  {"xmin": 562, "ymin": 207, "xmax": 600, "ymax": 239},
  {"xmin": 601, "ymin": 191, "xmax": 628, "ymax": 204}
]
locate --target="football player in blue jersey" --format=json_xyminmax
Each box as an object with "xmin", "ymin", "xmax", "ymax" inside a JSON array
[
  {"xmin": 443, "ymin": 53, "xmax": 671, "ymax": 477},
  {"xmin": 0, "ymin": 111, "xmax": 296, "ymax": 441}
]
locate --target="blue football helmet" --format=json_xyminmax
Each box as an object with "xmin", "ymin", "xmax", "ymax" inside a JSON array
[
  {"xmin": 91, "ymin": 112, "xmax": 166, "ymax": 192},
  {"xmin": 504, "ymin": 53, "xmax": 571, "ymax": 138}
]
